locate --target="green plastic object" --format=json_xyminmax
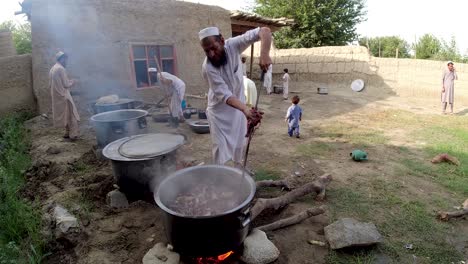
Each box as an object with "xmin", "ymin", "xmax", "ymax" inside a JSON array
[{"xmin": 350, "ymin": 149, "xmax": 368, "ymax": 161}]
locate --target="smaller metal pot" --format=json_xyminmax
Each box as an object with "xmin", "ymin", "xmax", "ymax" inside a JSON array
[
  {"xmin": 188, "ymin": 120, "xmax": 210, "ymax": 134},
  {"xmin": 183, "ymin": 110, "xmax": 192, "ymax": 119},
  {"xmin": 153, "ymin": 113, "xmax": 171, "ymax": 123},
  {"xmin": 198, "ymin": 110, "xmax": 207, "ymax": 119},
  {"xmin": 93, "ymin": 98, "xmax": 136, "ymax": 114}
]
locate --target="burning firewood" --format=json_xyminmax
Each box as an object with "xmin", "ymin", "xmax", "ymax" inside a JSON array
[
  {"xmin": 257, "ymin": 206, "xmax": 326, "ymax": 231},
  {"xmin": 251, "ymin": 174, "xmax": 332, "ymax": 220}
]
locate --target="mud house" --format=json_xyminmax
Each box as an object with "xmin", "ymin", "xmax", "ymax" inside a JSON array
[{"xmin": 18, "ymin": 0, "xmax": 233, "ymax": 114}]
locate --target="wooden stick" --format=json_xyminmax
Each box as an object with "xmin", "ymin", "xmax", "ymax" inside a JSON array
[
  {"xmin": 257, "ymin": 207, "xmax": 325, "ymax": 231},
  {"xmin": 438, "ymin": 209, "xmax": 468, "ymax": 221},
  {"xmin": 251, "ymin": 174, "xmax": 332, "ymax": 220},
  {"xmin": 256, "ymin": 180, "xmax": 291, "ymax": 190}
]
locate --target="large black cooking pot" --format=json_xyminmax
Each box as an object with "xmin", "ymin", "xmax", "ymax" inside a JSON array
[{"xmin": 155, "ymin": 165, "xmax": 256, "ymax": 257}]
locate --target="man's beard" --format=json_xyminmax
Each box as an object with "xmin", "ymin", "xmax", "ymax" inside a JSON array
[{"xmin": 208, "ymin": 51, "xmax": 227, "ymax": 68}]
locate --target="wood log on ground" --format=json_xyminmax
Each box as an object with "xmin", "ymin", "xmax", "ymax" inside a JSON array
[
  {"xmin": 437, "ymin": 209, "xmax": 468, "ymax": 221},
  {"xmin": 256, "ymin": 180, "xmax": 291, "ymax": 190},
  {"xmin": 431, "ymin": 153, "xmax": 460, "ymax": 166},
  {"xmin": 463, "ymin": 199, "xmax": 468, "ymax": 210},
  {"xmin": 257, "ymin": 206, "xmax": 326, "ymax": 231},
  {"xmin": 251, "ymin": 174, "xmax": 332, "ymax": 220}
]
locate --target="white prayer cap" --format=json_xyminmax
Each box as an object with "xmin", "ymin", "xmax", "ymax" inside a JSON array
[
  {"xmin": 55, "ymin": 51, "xmax": 66, "ymax": 61},
  {"xmin": 148, "ymin": 67, "xmax": 157, "ymax": 72},
  {"xmin": 447, "ymin": 61, "xmax": 454, "ymax": 65},
  {"xmin": 199, "ymin": 27, "xmax": 220, "ymax": 41}
]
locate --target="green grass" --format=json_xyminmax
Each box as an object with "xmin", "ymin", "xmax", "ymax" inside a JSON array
[
  {"xmin": 254, "ymin": 168, "xmax": 281, "ymax": 181},
  {"xmin": 326, "ymin": 180, "xmax": 463, "ymax": 263},
  {"xmin": 0, "ymin": 113, "xmax": 46, "ymax": 263},
  {"xmin": 297, "ymin": 141, "xmax": 335, "ymax": 157},
  {"xmin": 315, "ymin": 123, "xmax": 389, "ymax": 148}
]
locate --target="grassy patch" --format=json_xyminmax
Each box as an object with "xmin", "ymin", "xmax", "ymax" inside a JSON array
[
  {"xmin": 297, "ymin": 141, "xmax": 334, "ymax": 157},
  {"xmin": 0, "ymin": 113, "xmax": 45, "ymax": 263},
  {"xmin": 327, "ymin": 180, "xmax": 463, "ymax": 263},
  {"xmin": 316, "ymin": 123, "xmax": 389, "ymax": 148},
  {"xmin": 254, "ymin": 168, "xmax": 281, "ymax": 181}
]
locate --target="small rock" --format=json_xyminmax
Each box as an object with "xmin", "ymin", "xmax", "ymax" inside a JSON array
[
  {"xmin": 142, "ymin": 243, "xmax": 180, "ymax": 264},
  {"xmin": 52, "ymin": 205, "xmax": 79, "ymax": 233},
  {"xmin": 241, "ymin": 229, "xmax": 280, "ymax": 264},
  {"xmin": 324, "ymin": 218, "xmax": 383, "ymax": 250},
  {"xmin": 46, "ymin": 146, "xmax": 61, "ymax": 155},
  {"xmin": 106, "ymin": 190, "xmax": 129, "ymax": 209}
]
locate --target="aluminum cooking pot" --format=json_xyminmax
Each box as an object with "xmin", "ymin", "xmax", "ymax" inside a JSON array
[
  {"xmin": 90, "ymin": 109, "xmax": 148, "ymax": 148},
  {"xmin": 155, "ymin": 165, "xmax": 256, "ymax": 257},
  {"xmin": 92, "ymin": 98, "xmax": 136, "ymax": 114},
  {"xmin": 103, "ymin": 133, "xmax": 186, "ymax": 200}
]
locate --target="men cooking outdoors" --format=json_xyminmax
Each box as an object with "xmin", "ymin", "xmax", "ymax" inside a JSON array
[
  {"xmin": 199, "ymin": 26, "xmax": 272, "ymax": 165},
  {"xmin": 49, "ymin": 51, "xmax": 80, "ymax": 141}
]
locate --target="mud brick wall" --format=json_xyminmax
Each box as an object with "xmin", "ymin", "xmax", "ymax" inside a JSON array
[
  {"xmin": 31, "ymin": 0, "xmax": 231, "ymax": 114},
  {"xmin": 0, "ymin": 54, "xmax": 36, "ymax": 115}
]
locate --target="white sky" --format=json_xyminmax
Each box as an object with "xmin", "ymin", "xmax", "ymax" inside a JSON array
[{"xmin": 1, "ymin": 0, "xmax": 467, "ymax": 54}]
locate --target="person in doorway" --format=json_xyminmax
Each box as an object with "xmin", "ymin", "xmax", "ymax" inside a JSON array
[
  {"xmin": 49, "ymin": 51, "xmax": 80, "ymax": 141},
  {"xmin": 263, "ymin": 64, "xmax": 273, "ymax": 95},
  {"xmin": 282, "ymin": 68, "xmax": 290, "ymax": 100},
  {"xmin": 151, "ymin": 69, "xmax": 186, "ymax": 127},
  {"xmin": 243, "ymin": 76, "xmax": 257, "ymax": 108},
  {"xmin": 199, "ymin": 26, "xmax": 271, "ymax": 165},
  {"xmin": 441, "ymin": 61, "xmax": 458, "ymax": 114},
  {"xmin": 285, "ymin": 95, "xmax": 302, "ymax": 138},
  {"xmin": 241, "ymin": 56, "xmax": 248, "ymax": 76}
]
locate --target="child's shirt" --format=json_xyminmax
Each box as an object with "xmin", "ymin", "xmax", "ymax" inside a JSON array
[
  {"xmin": 286, "ymin": 104, "xmax": 302, "ymax": 128},
  {"xmin": 282, "ymin": 73, "xmax": 290, "ymax": 86}
]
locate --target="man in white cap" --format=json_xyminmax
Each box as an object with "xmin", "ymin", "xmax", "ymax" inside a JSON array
[
  {"xmin": 49, "ymin": 51, "xmax": 80, "ymax": 141},
  {"xmin": 149, "ymin": 68, "xmax": 186, "ymax": 127},
  {"xmin": 441, "ymin": 61, "xmax": 458, "ymax": 114},
  {"xmin": 199, "ymin": 26, "xmax": 272, "ymax": 165}
]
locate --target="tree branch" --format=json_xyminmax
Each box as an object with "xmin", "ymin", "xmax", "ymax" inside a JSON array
[{"xmin": 257, "ymin": 206, "xmax": 325, "ymax": 231}]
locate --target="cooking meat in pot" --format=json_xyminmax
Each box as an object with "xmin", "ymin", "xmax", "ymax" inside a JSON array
[{"xmin": 168, "ymin": 184, "xmax": 243, "ymax": 217}]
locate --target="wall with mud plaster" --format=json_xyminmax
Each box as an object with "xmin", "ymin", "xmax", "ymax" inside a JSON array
[
  {"xmin": 246, "ymin": 44, "xmax": 468, "ymax": 104},
  {"xmin": 0, "ymin": 54, "xmax": 36, "ymax": 115},
  {"xmin": 31, "ymin": 0, "xmax": 231, "ymax": 114}
]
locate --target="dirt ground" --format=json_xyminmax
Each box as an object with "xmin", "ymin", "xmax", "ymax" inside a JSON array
[{"xmin": 23, "ymin": 83, "xmax": 468, "ymax": 264}]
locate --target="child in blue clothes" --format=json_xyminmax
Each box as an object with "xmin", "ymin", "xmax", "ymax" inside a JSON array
[{"xmin": 285, "ymin": 95, "xmax": 302, "ymax": 138}]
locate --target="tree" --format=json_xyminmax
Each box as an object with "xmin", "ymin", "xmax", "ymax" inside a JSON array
[
  {"xmin": 433, "ymin": 36, "xmax": 462, "ymax": 62},
  {"xmin": 254, "ymin": 0, "xmax": 366, "ymax": 48},
  {"xmin": 0, "ymin": 21, "xmax": 32, "ymax": 55},
  {"xmin": 413, "ymin": 34, "xmax": 441, "ymax": 59},
  {"xmin": 359, "ymin": 36, "xmax": 410, "ymax": 58}
]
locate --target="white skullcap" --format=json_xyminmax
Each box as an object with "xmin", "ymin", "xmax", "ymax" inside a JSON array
[
  {"xmin": 148, "ymin": 67, "xmax": 157, "ymax": 72},
  {"xmin": 55, "ymin": 51, "xmax": 66, "ymax": 61},
  {"xmin": 199, "ymin": 27, "xmax": 220, "ymax": 41},
  {"xmin": 447, "ymin": 61, "xmax": 454, "ymax": 65}
]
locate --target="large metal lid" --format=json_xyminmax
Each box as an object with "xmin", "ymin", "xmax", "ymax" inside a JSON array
[{"xmin": 118, "ymin": 133, "xmax": 185, "ymax": 159}]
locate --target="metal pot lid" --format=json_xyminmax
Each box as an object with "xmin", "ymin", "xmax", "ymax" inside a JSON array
[{"xmin": 118, "ymin": 133, "xmax": 185, "ymax": 159}]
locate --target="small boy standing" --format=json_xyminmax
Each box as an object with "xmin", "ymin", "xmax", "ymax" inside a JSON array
[
  {"xmin": 282, "ymin": 68, "xmax": 290, "ymax": 100},
  {"xmin": 285, "ymin": 95, "xmax": 302, "ymax": 138}
]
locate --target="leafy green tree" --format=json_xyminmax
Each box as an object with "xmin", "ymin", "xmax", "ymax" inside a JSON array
[
  {"xmin": 433, "ymin": 36, "xmax": 462, "ymax": 62},
  {"xmin": 359, "ymin": 36, "xmax": 410, "ymax": 58},
  {"xmin": 254, "ymin": 0, "xmax": 366, "ymax": 48},
  {"xmin": 413, "ymin": 34, "xmax": 441, "ymax": 59},
  {"xmin": 0, "ymin": 21, "xmax": 32, "ymax": 55}
]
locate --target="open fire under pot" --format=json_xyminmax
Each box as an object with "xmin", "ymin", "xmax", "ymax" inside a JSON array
[
  {"xmin": 103, "ymin": 133, "xmax": 185, "ymax": 200},
  {"xmin": 155, "ymin": 165, "xmax": 256, "ymax": 258},
  {"xmin": 90, "ymin": 109, "xmax": 148, "ymax": 149}
]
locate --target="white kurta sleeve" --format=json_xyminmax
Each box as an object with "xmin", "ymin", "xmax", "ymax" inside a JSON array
[
  {"xmin": 204, "ymin": 65, "xmax": 233, "ymax": 103},
  {"xmin": 59, "ymin": 68, "xmax": 73, "ymax": 88},
  {"xmin": 229, "ymin": 27, "xmax": 261, "ymax": 53}
]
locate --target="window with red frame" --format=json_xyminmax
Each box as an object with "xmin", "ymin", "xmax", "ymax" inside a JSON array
[{"xmin": 131, "ymin": 45, "xmax": 176, "ymax": 88}]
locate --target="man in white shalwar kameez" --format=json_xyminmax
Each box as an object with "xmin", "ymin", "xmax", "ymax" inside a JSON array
[
  {"xmin": 150, "ymin": 68, "xmax": 186, "ymax": 126},
  {"xmin": 199, "ymin": 26, "xmax": 272, "ymax": 165},
  {"xmin": 263, "ymin": 64, "xmax": 273, "ymax": 95},
  {"xmin": 441, "ymin": 61, "xmax": 458, "ymax": 114},
  {"xmin": 49, "ymin": 51, "xmax": 80, "ymax": 140}
]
